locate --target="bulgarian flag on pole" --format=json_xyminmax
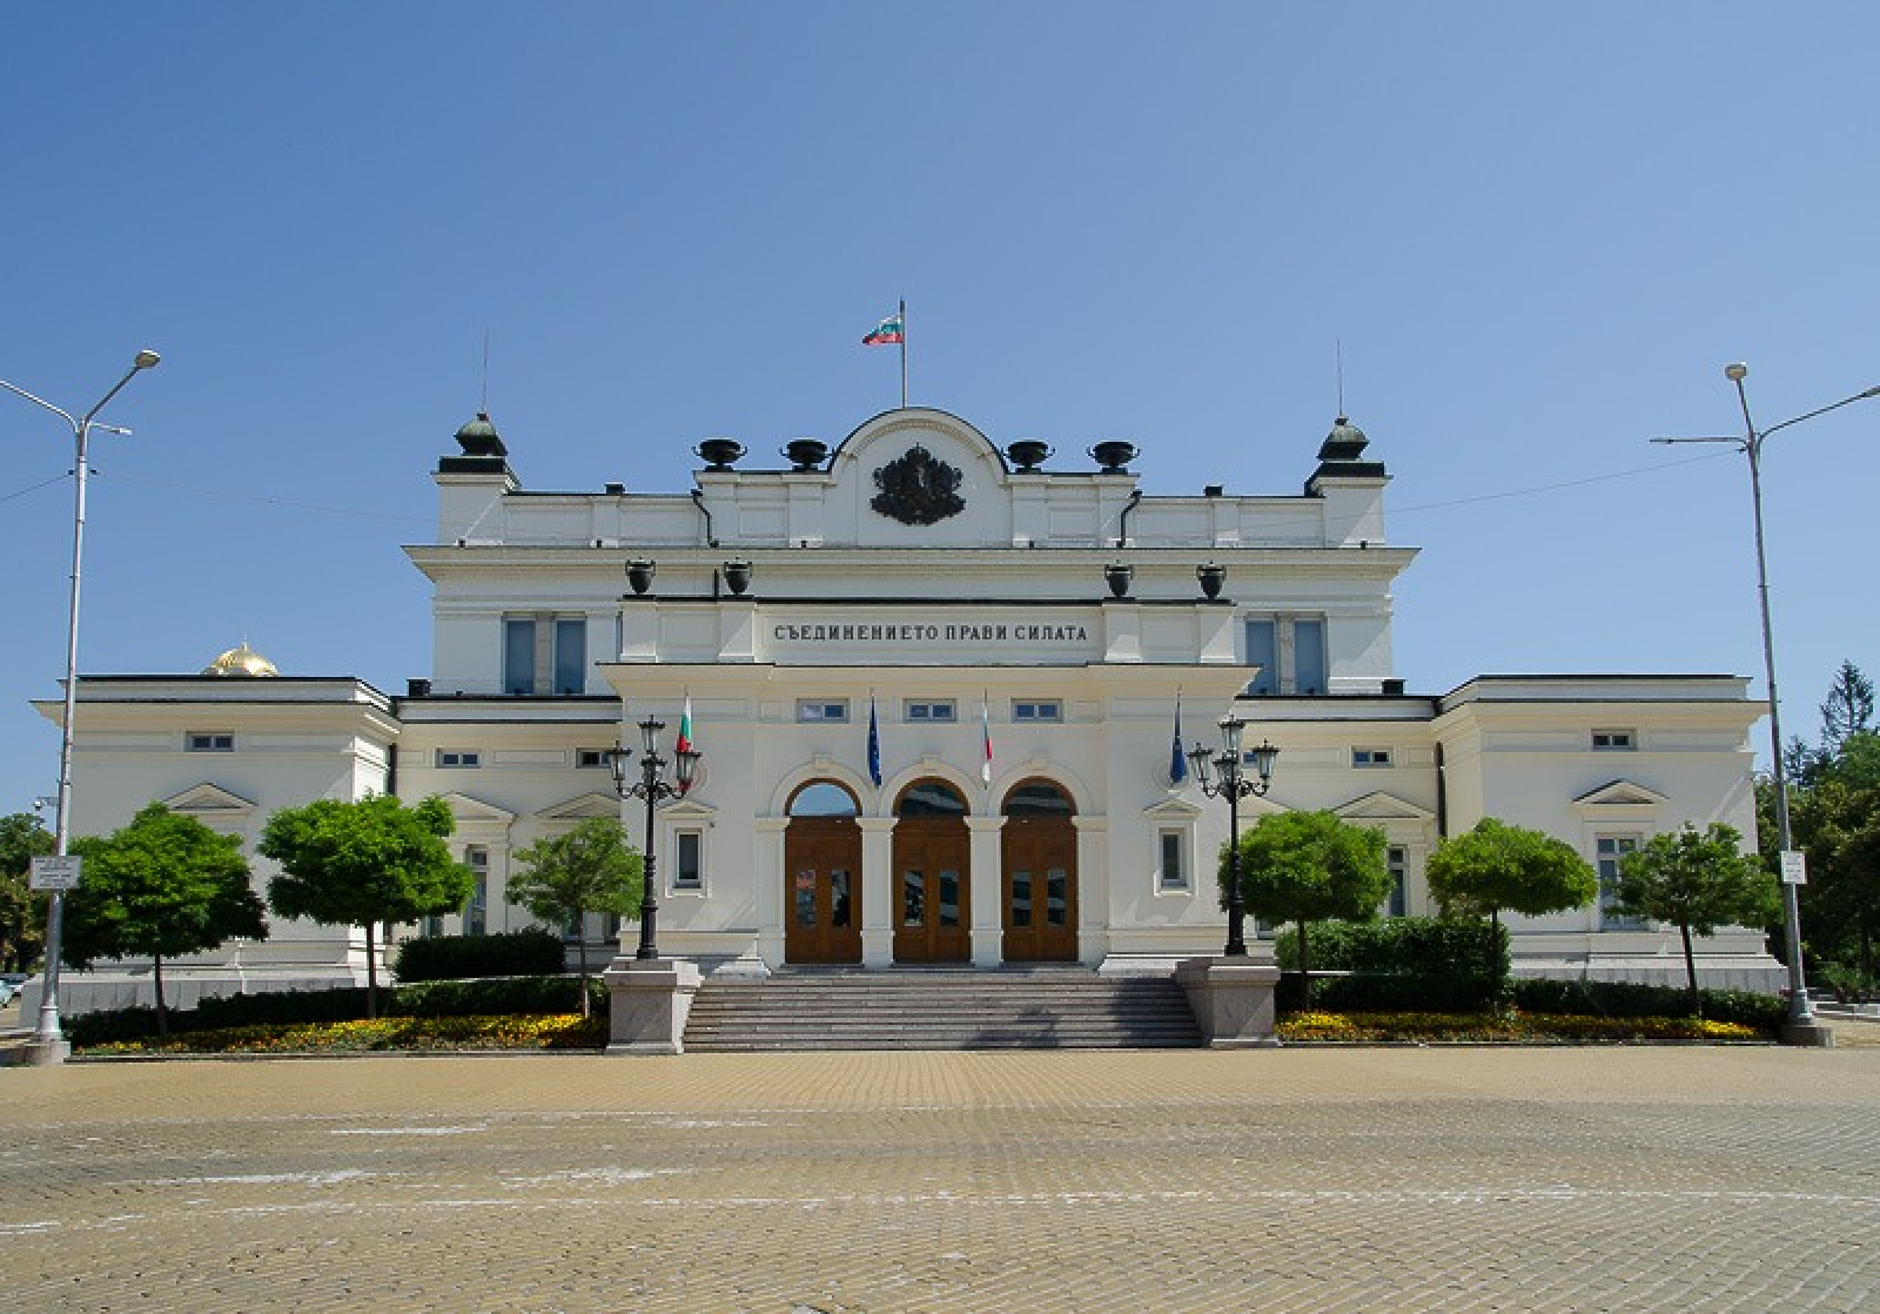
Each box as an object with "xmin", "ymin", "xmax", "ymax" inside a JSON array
[
  {"xmin": 862, "ymin": 311, "xmax": 904, "ymax": 346},
  {"xmin": 981, "ymin": 696, "xmax": 994, "ymax": 786},
  {"xmin": 675, "ymin": 694, "xmax": 694, "ymax": 755}
]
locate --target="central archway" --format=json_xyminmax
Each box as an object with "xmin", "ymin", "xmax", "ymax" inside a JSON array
[
  {"xmin": 1001, "ymin": 779, "xmax": 1078, "ymax": 962},
  {"xmin": 784, "ymin": 781, "xmax": 862, "ymax": 965},
  {"xmin": 892, "ymin": 778, "xmax": 971, "ymax": 963}
]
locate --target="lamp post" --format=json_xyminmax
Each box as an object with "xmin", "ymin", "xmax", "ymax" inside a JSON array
[
  {"xmin": 603, "ymin": 716, "xmax": 700, "ymax": 961},
  {"xmin": 1187, "ymin": 713, "xmax": 1279, "ymax": 956},
  {"xmin": 2, "ymin": 349, "xmax": 161, "ymax": 1059},
  {"xmin": 1655, "ymin": 363, "xmax": 1880, "ymax": 1033}
]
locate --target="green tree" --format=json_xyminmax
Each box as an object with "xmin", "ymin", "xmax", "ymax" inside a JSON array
[
  {"xmin": 1792, "ymin": 758, "xmax": 1880, "ymax": 996},
  {"xmin": 1819, "ymin": 660, "xmax": 1875, "ymax": 754},
  {"xmin": 1220, "ymin": 810, "xmax": 1390, "ymax": 987},
  {"xmin": 1425, "ymin": 818, "xmax": 1599, "ymax": 978},
  {"xmin": 0, "ymin": 811, "xmax": 55, "ymax": 972},
  {"xmin": 505, "ymin": 816, "xmax": 643, "ymax": 1016},
  {"xmin": 1614, "ymin": 824, "xmax": 1777, "ymax": 1016},
  {"xmin": 260, "ymin": 795, "xmax": 473, "ymax": 1018},
  {"xmin": 64, "ymin": 803, "xmax": 267, "ymax": 1037}
]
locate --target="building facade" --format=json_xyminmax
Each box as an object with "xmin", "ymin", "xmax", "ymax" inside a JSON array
[{"xmin": 35, "ymin": 404, "xmax": 1782, "ymax": 1012}]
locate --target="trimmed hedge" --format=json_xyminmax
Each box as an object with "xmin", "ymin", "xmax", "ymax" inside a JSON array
[
  {"xmin": 66, "ymin": 973, "xmax": 603, "ymax": 1048},
  {"xmin": 1512, "ymin": 977, "xmax": 1785, "ymax": 1030},
  {"xmin": 392, "ymin": 928, "xmax": 567, "ymax": 983},
  {"xmin": 1273, "ymin": 917, "xmax": 1510, "ymax": 1014}
]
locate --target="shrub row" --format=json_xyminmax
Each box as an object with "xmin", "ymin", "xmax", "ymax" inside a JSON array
[
  {"xmin": 392, "ymin": 928, "xmax": 567, "ymax": 982},
  {"xmin": 1511, "ymin": 977, "xmax": 1785, "ymax": 1030},
  {"xmin": 1274, "ymin": 917, "xmax": 1511, "ymax": 980},
  {"xmin": 66, "ymin": 973, "xmax": 603, "ymax": 1048}
]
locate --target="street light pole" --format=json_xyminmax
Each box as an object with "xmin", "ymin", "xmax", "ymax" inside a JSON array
[
  {"xmin": 1656, "ymin": 363, "xmax": 1880, "ymax": 1034},
  {"xmin": 1187, "ymin": 713, "xmax": 1279, "ymax": 957},
  {"xmin": 1, "ymin": 349, "xmax": 161, "ymax": 1061},
  {"xmin": 604, "ymin": 716, "xmax": 700, "ymax": 961}
]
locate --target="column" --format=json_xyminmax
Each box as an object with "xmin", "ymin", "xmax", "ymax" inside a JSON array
[
  {"xmin": 858, "ymin": 817, "xmax": 897, "ymax": 968},
  {"xmin": 967, "ymin": 814, "xmax": 1005, "ymax": 968}
]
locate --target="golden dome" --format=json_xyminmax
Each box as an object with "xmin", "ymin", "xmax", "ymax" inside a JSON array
[{"xmin": 201, "ymin": 643, "xmax": 279, "ymax": 678}]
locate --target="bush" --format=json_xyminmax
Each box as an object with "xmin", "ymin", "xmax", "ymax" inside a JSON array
[
  {"xmin": 66, "ymin": 973, "xmax": 604, "ymax": 1048},
  {"xmin": 1512, "ymin": 978, "xmax": 1785, "ymax": 1031},
  {"xmin": 1272, "ymin": 917, "xmax": 1510, "ymax": 1015},
  {"xmin": 392, "ymin": 928, "xmax": 567, "ymax": 982}
]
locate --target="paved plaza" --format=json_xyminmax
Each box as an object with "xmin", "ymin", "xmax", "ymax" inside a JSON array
[{"xmin": 2, "ymin": 1044, "xmax": 1878, "ymax": 1313}]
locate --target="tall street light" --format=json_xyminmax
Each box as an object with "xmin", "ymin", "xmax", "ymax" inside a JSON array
[
  {"xmin": 604, "ymin": 716, "xmax": 700, "ymax": 960},
  {"xmin": 1655, "ymin": 363, "xmax": 1880, "ymax": 1037},
  {"xmin": 1187, "ymin": 713, "xmax": 1279, "ymax": 956},
  {"xmin": 1, "ymin": 348, "xmax": 162, "ymax": 1060}
]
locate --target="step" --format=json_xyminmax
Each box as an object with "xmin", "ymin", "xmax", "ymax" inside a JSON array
[{"xmin": 682, "ymin": 970, "xmax": 1202, "ymax": 1052}]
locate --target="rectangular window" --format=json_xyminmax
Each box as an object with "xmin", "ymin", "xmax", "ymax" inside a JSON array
[
  {"xmin": 553, "ymin": 618, "xmax": 587, "ymax": 695},
  {"xmin": 674, "ymin": 830, "xmax": 703, "ymax": 890},
  {"xmin": 186, "ymin": 732, "xmax": 234, "ymax": 752},
  {"xmin": 503, "ymin": 614, "xmax": 588, "ymax": 695},
  {"xmin": 905, "ymin": 699, "xmax": 957, "ymax": 723},
  {"xmin": 1293, "ymin": 618, "xmax": 1327, "ymax": 696},
  {"xmin": 1245, "ymin": 620, "xmax": 1278, "ymax": 696},
  {"xmin": 797, "ymin": 699, "xmax": 849, "ymax": 723},
  {"xmin": 1597, "ymin": 835, "xmax": 1646, "ymax": 930},
  {"xmin": 436, "ymin": 749, "xmax": 481, "ymax": 769},
  {"xmin": 1158, "ymin": 829, "xmax": 1188, "ymax": 891},
  {"xmin": 1592, "ymin": 729, "xmax": 1636, "ymax": 751},
  {"xmin": 1245, "ymin": 615, "xmax": 1330, "ymax": 695},
  {"xmin": 1013, "ymin": 699, "xmax": 1062, "ymax": 723},
  {"xmin": 464, "ymin": 846, "xmax": 489, "ymax": 937},
  {"xmin": 1353, "ymin": 747, "xmax": 1392, "ymax": 768},
  {"xmin": 503, "ymin": 618, "xmax": 536, "ymax": 696},
  {"xmin": 1386, "ymin": 846, "xmax": 1407, "ymax": 917},
  {"xmin": 577, "ymin": 748, "xmax": 611, "ymax": 769}
]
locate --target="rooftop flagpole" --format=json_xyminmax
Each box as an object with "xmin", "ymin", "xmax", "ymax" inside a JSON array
[{"xmin": 899, "ymin": 298, "xmax": 908, "ymax": 410}]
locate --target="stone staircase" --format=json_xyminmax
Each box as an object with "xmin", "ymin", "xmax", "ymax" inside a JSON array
[{"xmin": 682, "ymin": 967, "xmax": 1203, "ymax": 1051}]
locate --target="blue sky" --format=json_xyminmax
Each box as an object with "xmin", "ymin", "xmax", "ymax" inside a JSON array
[{"xmin": 4, "ymin": 4, "xmax": 1878, "ymax": 818}]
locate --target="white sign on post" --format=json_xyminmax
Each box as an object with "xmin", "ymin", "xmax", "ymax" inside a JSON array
[
  {"xmin": 1779, "ymin": 850, "xmax": 1808, "ymax": 886},
  {"xmin": 29, "ymin": 854, "xmax": 82, "ymax": 890}
]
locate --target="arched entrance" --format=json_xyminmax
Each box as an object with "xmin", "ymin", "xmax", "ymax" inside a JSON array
[
  {"xmin": 1001, "ymin": 779, "xmax": 1078, "ymax": 962},
  {"xmin": 892, "ymin": 779, "xmax": 971, "ymax": 963},
  {"xmin": 784, "ymin": 781, "xmax": 862, "ymax": 965}
]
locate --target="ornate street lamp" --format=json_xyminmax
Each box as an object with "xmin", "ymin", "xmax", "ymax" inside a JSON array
[
  {"xmin": 1187, "ymin": 712, "xmax": 1279, "ymax": 957},
  {"xmin": 2, "ymin": 348, "xmax": 161, "ymax": 1061},
  {"xmin": 1655, "ymin": 364, "xmax": 1880, "ymax": 1034},
  {"xmin": 603, "ymin": 716, "xmax": 700, "ymax": 961}
]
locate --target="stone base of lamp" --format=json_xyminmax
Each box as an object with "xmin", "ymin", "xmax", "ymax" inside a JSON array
[
  {"xmin": 1175, "ymin": 957, "xmax": 1282, "ymax": 1048},
  {"xmin": 1780, "ymin": 1020, "xmax": 1836, "ymax": 1048},
  {"xmin": 0, "ymin": 1037, "xmax": 72, "ymax": 1067},
  {"xmin": 601, "ymin": 957, "xmax": 701, "ymax": 1055}
]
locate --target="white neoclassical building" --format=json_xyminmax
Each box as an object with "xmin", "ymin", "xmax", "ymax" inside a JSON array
[{"xmin": 35, "ymin": 404, "xmax": 1782, "ymax": 1013}]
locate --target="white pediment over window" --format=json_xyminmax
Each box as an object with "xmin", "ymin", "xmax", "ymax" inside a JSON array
[
  {"xmin": 1335, "ymin": 790, "xmax": 1436, "ymax": 823},
  {"xmin": 537, "ymin": 792, "xmax": 626, "ymax": 824},
  {"xmin": 438, "ymin": 791, "xmax": 516, "ymax": 827},
  {"xmin": 1574, "ymin": 779, "xmax": 1672, "ymax": 810},
  {"xmin": 161, "ymin": 782, "xmax": 258, "ymax": 819},
  {"xmin": 661, "ymin": 797, "xmax": 718, "ymax": 825},
  {"xmin": 1142, "ymin": 796, "xmax": 1204, "ymax": 823}
]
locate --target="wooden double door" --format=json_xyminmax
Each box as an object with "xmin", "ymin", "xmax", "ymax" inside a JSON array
[
  {"xmin": 783, "ymin": 816, "xmax": 862, "ymax": 964},
  {"xmin": 893, "ymin": 817, "xmax": 972, "ymax": 963},
  {"xmin": 1001, "ymin": 814, "xmax": 1079, "ymax": 962}
]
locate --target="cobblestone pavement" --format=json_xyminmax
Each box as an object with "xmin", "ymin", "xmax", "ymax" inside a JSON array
[{"xmin": 2, "ymin": 1047, "xmax": 1877, "ymax": 1313}]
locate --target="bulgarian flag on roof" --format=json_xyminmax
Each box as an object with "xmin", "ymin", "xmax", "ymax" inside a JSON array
[
  {"xmin": 675, "ymin": 694, "xmax": 695, "ymax": 755},
  {"xmin": 862, "ymin": 311, "xmax": 904, "ymax": 346}
]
